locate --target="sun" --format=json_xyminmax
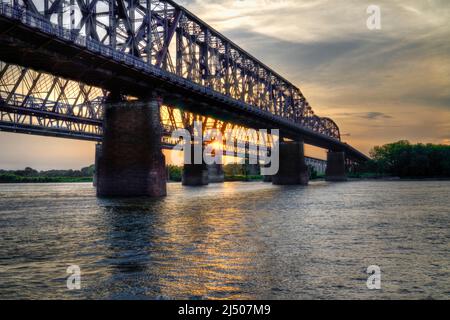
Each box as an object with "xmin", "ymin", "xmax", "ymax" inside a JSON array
[{"xmin": 209, "ymin": 140, "xmax": 224, "ymax": 151}]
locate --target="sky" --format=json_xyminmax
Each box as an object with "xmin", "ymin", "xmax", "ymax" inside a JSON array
[{"xmin": 0, "ymin": 0, "xmax": 449, "ymax": 169}]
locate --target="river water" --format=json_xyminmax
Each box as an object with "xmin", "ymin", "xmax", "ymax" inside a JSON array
[{"xmin": 0, "ymin": 181, "xmax": 448, "ymax": 300}]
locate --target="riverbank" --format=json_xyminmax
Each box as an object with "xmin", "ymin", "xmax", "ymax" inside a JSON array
[
  {"xmin": 350, "ymin": 177, "xmax": 450, "ymax": 181},
  {"xmin": 0, "ymin": 175, "xmax": 93, "ymax": 183},
  {"xmin": 0, "ymin": 166, "xmax": 95, "ymax": 184},
  {"xmin": 2, "ymin": 176, "xmax": 449, "ymax": 184}
]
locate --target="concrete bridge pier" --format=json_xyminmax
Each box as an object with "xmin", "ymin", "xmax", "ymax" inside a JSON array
[
  {"xmin": 325, "ymin": 151, "xmax": 347, "ymax": 182},
  {"xmin": 93, "ymin": 143, "xmax": 102, "ymax": 187},
  {"xmin": 182, "ymin": 144, "xmax": 209, "ymax": 186},
  {"xmin": 261, "ymin": 158, "xmax": 273, "ymax": 182},
  {"xmin": 183, "ymin": 163, "xmax": 209, "ymax": 186},
  {"xmin": 96, "ymin": 95, "xmax": 167, "ymax": 197},
  {"xmin": 208, "ymin": 164, "xmax": 225, "ymax": 183},
  {"xmin": 245, "ymin": 163, "xmax": 260, "ymax": 177},
  {"xmin": 272, "ymin": 141, "xmax": 309, "ymax": 185}
]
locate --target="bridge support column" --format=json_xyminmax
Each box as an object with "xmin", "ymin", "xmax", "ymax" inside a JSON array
[
  {"xmin": 93, "ymin": 143, "xmax": 102, "ymax": 187},
  {"xmin": 325, "ymin": 151, "xmax": 347, "ymax": 182},
  {"xmin": 272, "ymin": 141, "xmax": 309, "ymax": 186},
  {"xmin": 208, "ymin": 164, "xmax": 225, "ymax": 183},
  {"xmin": 182, "ymin": 144, "xmax": 209, "ymax": 186},
  {"xmin": 96, "ymin": 96, "xmax": 167, "ymax": 197},
  {"xmin": 245, "ymin": 163, "xmax": 260, "ymax": 177},
  {"xmin": 183, "ymin": 164, "xmax": 209, "ymax": 186},
  {"xmin": 262, "ymin": 159, "xmax": 272, "ymax": 182}
]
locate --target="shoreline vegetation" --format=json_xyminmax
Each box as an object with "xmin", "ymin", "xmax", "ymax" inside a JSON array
[
  {"xmin": 0, "ymin": 166, "xmax": 96, "ymax": 184},
  {"xmin": 167, "ymin": 164, "xmax": 267, "ymax": 183},
  {"xmin": 351, "ymin": 141, "xmax": 450, "ymax": 179},
  {"xmin": 1, "ymin": 141, "xmax": 448, "ymax": 184},
  {"xmin": 0, "ymin": 163, "xmax": 308, "ymax": 184}
]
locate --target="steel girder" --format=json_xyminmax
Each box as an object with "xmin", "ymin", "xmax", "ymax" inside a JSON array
[
  {"xmin": 0, "ymin": 61, "xmax": 104, "ymax": 138},
  {"xmin": 0, "ymin": 0, "xmax": 341, "ymax": 141},
  {"xmin": 0, "ymin": 60, "xmax": 274, "ymax": 157}
]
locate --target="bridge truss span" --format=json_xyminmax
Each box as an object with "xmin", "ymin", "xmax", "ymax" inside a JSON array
[
  {"xmin": 0, "ymin": 60, "xmax": 279, "ymax": 158},
  {"xmin": 0, "ymin": 0, "xmax": 341, "ymax": 141}
]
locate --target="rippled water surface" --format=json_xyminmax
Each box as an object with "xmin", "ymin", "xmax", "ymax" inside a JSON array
[{"xmin": 0, "ymin": 181, "xmax": 449, "ymax": 300}]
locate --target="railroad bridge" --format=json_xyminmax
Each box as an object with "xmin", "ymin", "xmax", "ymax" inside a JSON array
[{"xmin": 0, "ymin": 0, "xmax": 369, "ymax": 197}]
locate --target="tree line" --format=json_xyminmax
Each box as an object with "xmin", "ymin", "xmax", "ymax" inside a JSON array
[
  {"xmin": 0, "ymin": 165, "xmax": 95, "ymax": 183},
  {"xmin": 356, "ymin": 141, "xmax": 450, "ymax": 178}
]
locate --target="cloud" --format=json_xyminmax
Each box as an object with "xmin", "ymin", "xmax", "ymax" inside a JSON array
[
  {"xmin": 178, "ymin": 1, "xmax": 450, "ymax": 113},
  {"xmin": 180, "ymin": 0, "xmax": 450, "ymax": 43},
  {"xmin": 361, "ymin": 112, "xmax": 392, "ymax": 120},
  {"xmin": 337, "ymin": 112, "xmax": 393, "ymax": 120},
  {"xmin": 344, "ymin": 112, "xmax": 392, "ymax": 120}
]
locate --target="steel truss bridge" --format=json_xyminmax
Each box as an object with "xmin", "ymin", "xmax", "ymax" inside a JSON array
[
  {"xmin": 0, "ymin": 60, "xmax": 279, "ymax": 158},
  {"xmin": 0, "ymin": 0, "xmax": 368, "ymax": 162}
]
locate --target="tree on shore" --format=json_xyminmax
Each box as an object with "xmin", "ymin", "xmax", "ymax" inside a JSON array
[{"xmin": 359, "ymin": 140, "xmax": 450, "ymax": 178}]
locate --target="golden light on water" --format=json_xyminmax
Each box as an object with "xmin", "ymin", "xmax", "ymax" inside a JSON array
[{"xmin": 150, "ymin": 185, "xmax": 277, "ymax": 300}]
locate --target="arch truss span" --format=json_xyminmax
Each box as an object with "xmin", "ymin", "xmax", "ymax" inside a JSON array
[
  {"xmin": 0, "ymin": 0, "xmax": 341, "ymax": 141},
  {"xmin": 0, "ymin": 60, "xmax": 278, "ymax": 158}
]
